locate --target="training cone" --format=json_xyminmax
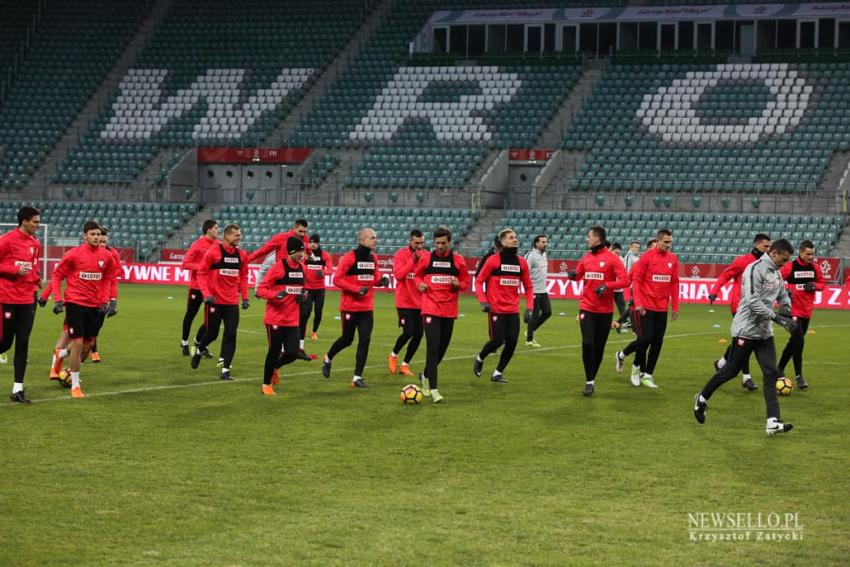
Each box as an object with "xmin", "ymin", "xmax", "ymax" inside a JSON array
[
  {"xmin": 718, "ymin": 338, "xmax": 727, "ymax": 344},
  {"xmin": 807, "ymin": 329, "xmax": 816, "ymax": 335}
]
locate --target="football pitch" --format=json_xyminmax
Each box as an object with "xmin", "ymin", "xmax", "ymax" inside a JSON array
[{"xmin": 2, "ymin": 284, "xmax": 849, "ymax": 565}]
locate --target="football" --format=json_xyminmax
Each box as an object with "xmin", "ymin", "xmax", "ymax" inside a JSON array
[
  {"xmin": 57, "ymin": 367, "xmax": 72, "ymax": 388},
  {"xmin": 400, "ymin": 384, "xmax": 423, "ymax": 405},
  {"xmin": 775, "ymin": 376, "xmax": 794, "ymax": 396}
]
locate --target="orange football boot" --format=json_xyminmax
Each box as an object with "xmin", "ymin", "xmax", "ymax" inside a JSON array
[{"xmin": 387, "ymin": 354, "xmax": 398, "ymax": 374}]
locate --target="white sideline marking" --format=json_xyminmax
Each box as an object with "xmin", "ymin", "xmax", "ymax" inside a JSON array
[{"xmin": 4, "ymin": 327, "xmax": 847, "ymax": 407}]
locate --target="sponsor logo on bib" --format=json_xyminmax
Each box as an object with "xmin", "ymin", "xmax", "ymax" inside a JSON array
[
  {"xmin": 357, "ymin": 262, "xmax": 375, "ymax": 270},
  {"xmin": 796, "ymin": 270, "xmax": 815, "ymax": 278},
  {"xmin": 585, "ymin": 272, "xmax": 604, "ymax": 280},
  {"xmin": 219, "ymin": 268, "xmax": 239, "ymax": 277},
  {"xmin": 432, "ymin": 261, "xmax": 452, "ymax": 269},
  {"xmin": 652, "ymin": 274, "xmax": 672, "ymax": 283},
  {"xmin": 499, "ymin": 278, "xmax": 520, "ymax": 286},
  {"xmin": 431, "ymin": 275, "xmax": 455, "ymax": 285},
  {"xmin": 500, "ymin": 264, "xmax": 520, "ymax": 273},
  {"xmin": 357, "ymin": 274, "xmax": 373, "ymax": 281},
  {"xmin": 79, "ymin": 272, "xmax": 103, "ymax": 281},
  {"xmin": 285, "ymin": 286, "xmax": 303, "ymax": 294},
  {"xmin": 224, "ymin": 257, "xmax": 239, "ymax": 264},
  {"xmin": 307, "ymin": 264, "xmax": 323, "ymax": 270}
]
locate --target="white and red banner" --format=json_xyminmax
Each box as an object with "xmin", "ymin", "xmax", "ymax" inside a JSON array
[{"xmin": 120, "ymin": 262, "xmax": 850, "ymax": 310}]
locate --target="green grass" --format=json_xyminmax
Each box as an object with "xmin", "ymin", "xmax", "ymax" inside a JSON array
[{"xmin": 1, "ymin": 284, "xmax": 849, "ymax": 565}]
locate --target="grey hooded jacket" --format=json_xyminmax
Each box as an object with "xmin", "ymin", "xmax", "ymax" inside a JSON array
[{"xmin": 730, "ymin": 254, "xmax": 791, "ymax": 340}]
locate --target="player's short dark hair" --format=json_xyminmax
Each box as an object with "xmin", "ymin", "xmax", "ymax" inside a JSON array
[
  {"xmin": 83, "ymin": 220, "xmax": 101, "ymax": 233},
  {"xmin": 310, "ymin": 233, "xmax": 320, "ymax": 243},
  {"xmin": 223, "ymin": 223, "xmax": 240, "ymax": 235},
  {"xmin": 294, "ymin": 218, "xmax": 308, "ymax": 228},
  {"xmin": 657, "ymin": 228, "xmax": 672, "ymax": 238},
  {"xmin": 611, "ymin": 242, "xmax": 622, "ymax": 251},
  {"xmin": 647, "ymin": 238, "xmax": 657, "ymax": 248},
  {"xmin": 202, "ymin": 219, "xmax": 217, "ymax": 233},
  {"xmin": 17, "ymin": 206, "xmax": 40, "ymax": 226},
  {"xmin": 799, "ymin": 239, "xmax": 815, "ymax": 251},
  {"xmin": 99, "ymin": 226, "xmax": 110, "ymax": 236},
  {"xmin": 770, "ymin": 239, "xmax": 793, "ymax": 255},
  {"xmin": 589, "ymin": 225, "xmax": 606, "ymax": 242},
  {"xmin": 533, "ymin": 234, "xmax": 547, "ymax": 246},
  {"xmin": 409, "ymin": 229, "xmax": 424, "ymax": 238},
  {"xmin": 753, "ymin": 233, "xmax": 771, "ymax": 244},
  {"xmin": 434, "ymin": 226, "xmax": 452, "ymax": 241}
]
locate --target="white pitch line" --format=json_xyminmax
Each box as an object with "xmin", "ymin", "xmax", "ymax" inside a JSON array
[{"xmin": 2, "ymin": 330, "xmax": 730, "ymax": 407}]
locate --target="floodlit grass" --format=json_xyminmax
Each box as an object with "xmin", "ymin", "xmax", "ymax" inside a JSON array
[{"xmin": 1, "ymin": 284, "xmax": 849, "ymax": 565}]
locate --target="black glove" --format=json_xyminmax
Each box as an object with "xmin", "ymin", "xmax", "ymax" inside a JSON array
[
  {"xmin": 52, "ymin": 301, "xmax": 64, "ymax": 314},
  {"xmin": 275, "ymin": 290, "xmax": 287, "ymax": 300},
  {"xmin": 778, "ymin": 304, "xmax": 791, "ymax": 318},
  {"xmin": 37, "ymin": 297, "xmax": 47, "ymax": 307},
  {"xmin": 523, "ymin": 309, "xmax": 532, "ymax": 324},
  {"xmin": 708, "ymin": 293, "xmax": 717, "ymax": 304},
  {"xmin": 566, "ymin": 270, "xmax": 577, "ymax": 280},
  {"xmin": 803, "ymin": 282, "xmax": 816, "ymax": 292},
  {"xmin": 358, "ymin": 286, "xmax": 369, "ymax": 296},
  {"xmin": 379, "ymin": 275, "xmax": 390, "ymax": 287},
  {"xmin": 98, "ymin": 303, "xmax": 109, "ymax": 314},
  {"xmin": 106, "ymin": 299, "xmax": 118, "ymax": 317},
  {"xmin": 241, "ymin": 299, "xmax": 250, "ymax": 310},
  {"xmin": 204, "ymin": 296, "xmax": 215, "ymax": 305},
  {"xmin": 295, "ymin": 291, "xmax": 309, "ymax": 304},
  {"xmin": 480, "ymin": 302, "xmax": 491, "ymax": 313},
  {"xmin": 775, "ymin": 315, "xmax": 798, "ymax": 334},
  {"xmin": 594, "ymin": 284, "xmax": 608, "ymax": 297}
]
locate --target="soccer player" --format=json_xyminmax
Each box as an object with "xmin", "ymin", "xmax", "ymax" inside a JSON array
[
  {"xmin": 565, "ymin": 226, "xmax": 629, "ymax": 396},
  {"xmin": 524, "ymin": 234, "xmax": 551, "ymax": 347},
  {"xmin": 388, "ymin": 229, "xmax": 425, "ymax": 377},
  {"xmin": 301, "ymin": 233, "xmax": 333, "ymax": 342},
  {"xmin": 614, "ymin": 229, "xmax": 679, "ymax": 388},
  {"xmin": 190, "ymin": 224, "xmax": 249, "ymax": 380},
  {"xmin": 321, "ymin": 228, "xmax": 390, "ymax": 388},
  {"xmin": 473, "ymin": 228, "xmax": 533, "ymax": 383},
  {"xmin": 256, "ymin": 237, "xmax": 309, "ymax": 396},
  {"xmin": 610, "ymin": 242, "xmax": 628, "ymax": 320},
  {"xmin": 0, "ymin": 207, "xmax": 43, "ymax": 403},
  {"xmin": 708, "ymin": 233, "xmax": 771, "ymax": 392},
  {"xmin": 414, "ymin": 227, "xmax": 469, "ymax": 403},
  {"xmin": 88, "ymin": 227, "xmax": 121, "ymax": 363},
  {"xmin": 694, "ymin": 239, "xmax": 797, "ymax": 436},
  {"xmin": 180, "ymin": 219, "xmax": 218, "ymax": 356},
  {"xmin": 42, "ymin": 221, "xmax": 118, "ymax": 398},
  {"xmin": 777, "ymin": 240, "xmax": 824, "ymax": 390},
  {"xmin": 247, "ymin": 218, "xmax": 310, "ymax": 264}
]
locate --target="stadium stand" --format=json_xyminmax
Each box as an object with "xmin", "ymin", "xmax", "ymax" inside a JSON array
[
  {"xmin": 563, "ymin": 61, "xmax": 850, "ymax": 194},
  {"xmin": 490, "ymin": 209, "xmax": 844, "ymax": 263},
  {"xmin": 0, "ymin": 0, "xmax": 41, "ymax": 97},
  {"xmin": 54, "ymin": 0, "xmax": 368, "ymax": 184},
  {"xmin": 0, "ymin": 0, "xmax": 152, "ymax": 191},
  {"xmin": 0, "ymin": 201, "xmax": 196, "ymax": 261},
  {"xmin": 212, "ymin": 205, "xmax": 478, "ymax": 254}
]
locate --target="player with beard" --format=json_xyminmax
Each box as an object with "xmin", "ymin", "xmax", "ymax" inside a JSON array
[
  {"xmin": 388, "ymin": 229, "xmax": 425, "ymax": 377},
  {"xmin": 565, "ymin": 226, "xmax": 629, "ymax": 397},
  {"xmin": 473, "ymin": 229, "xmax": 533, "ymax": 383},
  {"xmin": 180, "ymin": 219, "xmax": 218, "ymax": 356}
]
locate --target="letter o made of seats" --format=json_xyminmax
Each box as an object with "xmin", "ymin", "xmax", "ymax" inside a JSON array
[{"xmin": 637, "ymin": 63, "xmax": 810, "ymax": 144}]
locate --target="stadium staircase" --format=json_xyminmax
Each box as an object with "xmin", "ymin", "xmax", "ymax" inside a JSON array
[
  {"xmin": 24, "ymin": 0, "xmax": 174, "ymax": 199},
  {"xmin": 458, "ymin": 209, "xmax": 504, "ymax": 257},
  {"xmin": 261, "ymin": 0, "xmax": 391, "ymax": 148},
  {"xmin": 162, "ymin": 204, "xmax": 223, "ymax": 251},
  {"xmin": 315, "ymin": 148, "xmax": 367, "ymax": 205},
  {"xmin": 0, "ymin": 0, "xmax": 153, "ymax": 194}
]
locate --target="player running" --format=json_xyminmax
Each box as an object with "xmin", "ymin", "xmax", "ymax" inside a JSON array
[
  {"xmin": 614, "ymin": 229, "xmax": 679, "ymax": 388},
  {"xmin": 473, "ymin": 228, "xmax": 533, "ymax": 383},
  {"xmin": 256, "ymin": 237, "xmax": 310, "ymax": 396},
  {"xmin": 0, "ymin": 207, "xmax": 43, "ymax": 403},
  {"xmin": 321, "ymin": 228, "xmax": 390, "ymax": 388},
  {"xmin": 190, "ymin": 224, "xmax": 249, "ymax": 380},
  {"xmin": 777, "ymin": 240, "xmax": 824, "ymax": 390},
  {"xmin": 414, "ymin": 227, "xmax": 469, "ymax": 403},
  {"xmin": 301, "ymin": 233, "xmax": 333, "ymax": 342},
  {"xmin": 708, "ymin": 233, "xmax": 771, "ymax": 392},
  {"xmin": 388, "ymin": 229, "xmax": 425, "ymax": 377},
  {"xmin": 41, "ymin": 221, "xmax": 118, "ymax": 398},
  {"xmin": 87, "ymin": 226, "xmax": 121, "ymax": 363},
  {"xmin": 694, "ymin": 239, "xmax": 797, "ymax": 436},
  {"xmin": 180, "ymin": 219, "xmax": 218, "ymax": 356},
  {"xmin": 565, "ymin": 226, "xmax": 629, "ymax": 397},
  {"xmin": 247, "ymin": 218, "xmax": 310, "ymax": 265}
]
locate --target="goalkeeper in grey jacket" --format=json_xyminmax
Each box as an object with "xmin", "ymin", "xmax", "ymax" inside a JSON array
[{"xmin": 694, "ymin": 239, "xmax": 798, "ymax": 436}]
